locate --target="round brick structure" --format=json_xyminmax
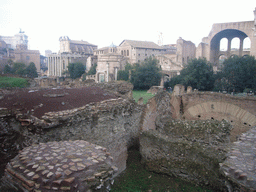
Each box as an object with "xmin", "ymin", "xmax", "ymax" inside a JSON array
[{"xmin": 3, "ymin": 140, "xmax": 117, "ymax": 191}]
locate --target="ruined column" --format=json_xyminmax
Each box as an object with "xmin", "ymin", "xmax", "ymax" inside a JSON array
[
  {"xmin": 107, "ymin": 62, "xmax": 109, "ymax": 82},
  {"xmin": 47, "ymin": 56, "xmax": 50, "ymax": 76}
]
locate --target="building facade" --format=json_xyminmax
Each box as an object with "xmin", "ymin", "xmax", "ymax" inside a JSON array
[
  {"xmin": 0, "ymin": 30, "xmax": 28, "ymax": 50},
  {"xmin": 47, "ymin": 36, "xmax": 97, "ymax": 77},
  {"xmin": 117, "ymin": 40, "xmax": 166, "ymax": 64},
  {"xmin": 0, "ymin": 31, "xmax": 40, "ymax": 73}
]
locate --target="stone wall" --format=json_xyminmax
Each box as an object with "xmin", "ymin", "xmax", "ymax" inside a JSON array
[
  {"xmin": 139, "ymin": 90, "xmax": 256, "ymax": 191},
  {"xmin": 140, "ymin": 119, "xmax": 232, "ymax": 190},
  {"xmin": 0, "ymin": 96, "xmax": 143, "ymax": 179},
  {"xmin": 0, "ymin": 81, "xmax": 140, "ymax": 183}
]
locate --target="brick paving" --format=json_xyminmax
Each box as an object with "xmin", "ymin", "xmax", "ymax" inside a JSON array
[
  {"xmin": 4, "ymin": 140, "xmax": 117, "ymax": 191},
  {"xmin": 220, "ymin": 127, "xmax": 256, "ymax": 190}
]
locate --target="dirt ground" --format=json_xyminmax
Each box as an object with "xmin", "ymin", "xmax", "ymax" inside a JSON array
[{"xmin": 0, "ymin": 87, "xmax": 118, "ymax": 118}]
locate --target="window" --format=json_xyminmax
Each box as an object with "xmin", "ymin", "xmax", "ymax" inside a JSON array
[
  {"xmin": 26, "ymin": 56, "xmax": 30, "ymax": 60},
  {"xmin": 121, "ymin": 50, "xmax": 123, "ymax": 55},
  {"xmin": 127, "ymin": 50, "xmax": 129, "ymax": 56},
  {"xmin": 138, "ymin": 54, "xmax": 140, "ymax": 56}
]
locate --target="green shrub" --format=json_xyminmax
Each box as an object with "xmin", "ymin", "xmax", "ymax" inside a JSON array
[{"xmin": 0, "ymin": 76, "xmax": 29, "ymax": 88}]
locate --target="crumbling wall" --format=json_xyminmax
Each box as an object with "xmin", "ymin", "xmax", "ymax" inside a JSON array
[
  {"xmin": 140, "ymin": 119, "xmax": 232, "ymax": 191},
  {"xmin": 0, "ymin": 96, "xmax": 143, "ymax": 181}
]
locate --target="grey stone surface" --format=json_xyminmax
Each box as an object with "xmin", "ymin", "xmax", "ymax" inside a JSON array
[
  {"xmin": 140, "ymin": 119, "xmax": 233, "ymax": 190},
  {"xmin": 220, "ymin": 127, "xmax": 256, "ymax": 191}
]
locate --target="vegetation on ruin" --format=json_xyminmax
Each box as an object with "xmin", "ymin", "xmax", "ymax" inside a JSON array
[
  {"xmin": 67, "ymin": 62, "xmax": 85, "ymax": 79},
  {"xmin": 3, "ymin": 62, "xmax": 38, "ymax": 78},
  {"xmin": 111, "ymin": 147, "xmax": 213, "ymax": 192},
  {"xmin": 132, "ymin": 90, "xmax": 154, "ymax": 104},
  {"xmin": 0, "ymin": 76, "xmax": 29, "ymax": 88}
]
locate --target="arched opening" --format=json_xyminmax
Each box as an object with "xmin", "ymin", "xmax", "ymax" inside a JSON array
[
  {"xmin": 243, "ymin": 37, "xmax": 251, "ymax": 51},
  {"xmin": 210, "ymin": 29, "xmax": 248, "ymax": 64},
  {"xmin": 231, "ymin": 37, "xmax": 240, "ymax": 51},
  {"xmin": 219, "ymin": 38, "xmax": 228, "ymax": 51}
]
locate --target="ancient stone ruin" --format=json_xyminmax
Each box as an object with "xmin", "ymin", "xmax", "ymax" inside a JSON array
[
  {"xmin": 0, "ymin": 81, "xmax": 256, "ymax": 191},
  {"xmin": 2, "ymin": 140, "xmax": 117, "ymax": 191}
]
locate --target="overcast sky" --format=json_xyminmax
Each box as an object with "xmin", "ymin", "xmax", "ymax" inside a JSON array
[{"xmin": 0, "ymin": 0, "xmax": 255, "ymax": 55}]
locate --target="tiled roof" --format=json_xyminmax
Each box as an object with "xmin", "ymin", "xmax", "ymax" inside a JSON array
[
  {"xmin": 70, "ymin": 40, "xmax": 97, "ymax": 47},
  {"xmin": 119, "ymin": 40, "xmax": 164, "ymax": 49}
]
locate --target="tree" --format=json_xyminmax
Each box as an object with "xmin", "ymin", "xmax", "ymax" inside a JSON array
[
  {"xmin": 12, "ymin": 63, "xmax": 26, "ymax": 76},
  {"xmin": 67, "ymin": 62, "xmax": 85, "ymax": 79},
  {"xmin": 219, "ymin": 55, "xmax": 256, "ymax": 92},
  {"xmin": 117, "ymin": 63, "xmax": 133, "ymax": 81},
  {"xmin": 87, "ymin": 64, "xmax": 97, "ymax": 75},
  {"xmin": 167, "ymin": 58, "xmax": 215, "ymax": 91},
  {"xmin": 130, "ymin": 57, "xmax": 162, "ymax": 90},
  {"xmin": 3, "ymin": 65, "xmax": 13, "ymax": 74},
  {"xmin": 26, "ymin": 62, "xmax": 38, "ymax": 78}
]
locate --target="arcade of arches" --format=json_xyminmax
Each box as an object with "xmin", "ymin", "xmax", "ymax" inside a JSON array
[{"xmin": 196, "ymin": 8, "xmax": 256, "ymax": 71}]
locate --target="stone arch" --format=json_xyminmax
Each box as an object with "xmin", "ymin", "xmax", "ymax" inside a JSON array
[
  {"xmin": 184, "ymin": 101, "xmax": 256, "ymax": 141},
  {"xmin": 218, "ymin": 54, "xmax": 227, "ymax": 65},
  {"xmin": 210, "ymin": 29, "xmax": 249, "ymax": 65}
]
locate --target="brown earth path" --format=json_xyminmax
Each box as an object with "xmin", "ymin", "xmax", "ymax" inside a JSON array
[{"xmin": 0, "ymin": 87, "xmax": 118, "ymax": 118}]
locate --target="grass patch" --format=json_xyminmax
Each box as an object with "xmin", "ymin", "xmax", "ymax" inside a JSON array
[
  {"xmin": 111, "ymin": 148, "xmax": 213, "ymax": 192},
  {"xmin": 133, "ymin": 90, "xmax": 154, "ymax": 104},
  {"xmin": 0, "ymin": 76, "xmax": 29, "ymax": 88}
]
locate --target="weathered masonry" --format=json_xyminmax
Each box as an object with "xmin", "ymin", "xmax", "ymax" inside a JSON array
[{"xmin": 140, "ymin": 89, "xmax": 256, "ymax": 191}]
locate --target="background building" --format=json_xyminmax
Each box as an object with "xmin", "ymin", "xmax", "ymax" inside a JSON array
[
  {"xmin": 0, "ymin": 29, "xmax": 28, "ymax": 50},
  {"xmin": 0, "ymin": 30, "xmax": 40, "ymax": 73},
  {"xmin": 47, "ymin": 36, "xmax": 97, "ymax": 77}
]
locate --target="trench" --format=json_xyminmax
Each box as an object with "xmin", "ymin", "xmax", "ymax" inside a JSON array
[{"xmin": 111, "ymin": 145, "xmax": 214, "ymax": 192}]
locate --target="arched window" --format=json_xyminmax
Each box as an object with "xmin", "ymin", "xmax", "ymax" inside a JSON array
[
  {"xmin": 124, "ymin": 50, "xmax": 126, "ymax": 56},
  {"xmin": 219, "ymin": 38, "xmax": 228, "ymax": 51},
  {"xmin": 127, "ymin": 50, "xmax": 129, "ymax": 56},
  {"xmin": 231, "ymin": 37, "xmax": 240, "ymax": 50},
  {"xmin": 121, "ymin": 50, "xmax": 123, "ymax": 55},
  {"xmin": 243, "ymin": 37, "xmax": 251, "ymax": 51}
]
